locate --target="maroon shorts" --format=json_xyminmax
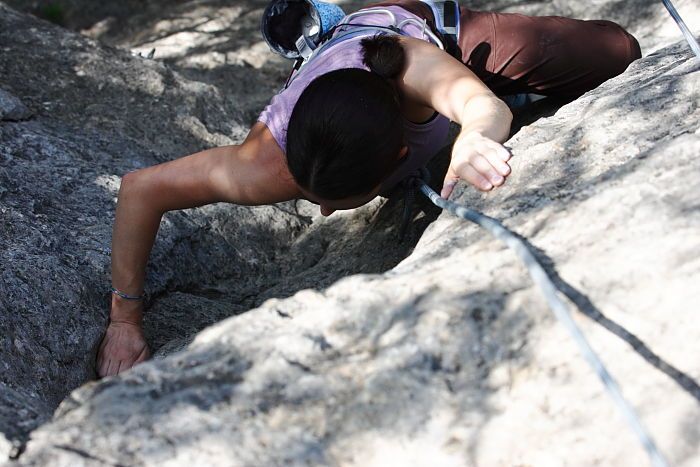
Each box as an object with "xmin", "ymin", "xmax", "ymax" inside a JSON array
[{"xmin": 364, "ymin": 1, "xmax": 641, "ymax": 98}]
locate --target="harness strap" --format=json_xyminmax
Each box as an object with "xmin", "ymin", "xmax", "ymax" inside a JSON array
[
  {"xmin": 284, "ymin": 7, "xmax": 450, "ymax": 89},
  {"xmin": 418, "ymin": 0, "xmax": 459, "ymax": 45}
]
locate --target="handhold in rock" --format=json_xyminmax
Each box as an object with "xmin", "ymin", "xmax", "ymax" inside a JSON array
[{"xmin": 0, "ymin": 88, "xmax": 33, "ymax": 121}]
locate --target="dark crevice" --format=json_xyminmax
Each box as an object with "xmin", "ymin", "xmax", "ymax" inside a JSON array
[
  {"xmin": 283, "ymin": 358, "xmax": 314, "ymax": 373},
  {"xmin": 141, "ymin": 195, "xmax": 436, "ymax": 357},
  {"xmin": 52, "ymin": 444, "xmax": 129, "ymax": 467}
]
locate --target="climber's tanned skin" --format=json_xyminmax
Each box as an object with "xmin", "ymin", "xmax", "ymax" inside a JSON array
[{"xmin": 97, "ymin": 37, "xmax": 513, "ymax": 377}]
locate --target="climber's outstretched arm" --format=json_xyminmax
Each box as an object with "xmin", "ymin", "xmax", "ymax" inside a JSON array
[
  {"xmin": 398, "ymin": 36, "xmax": 513, "ymax": 198},
  {"xmin": 98, "ymin": 123, "xmax": 299, "ymax": 378}
]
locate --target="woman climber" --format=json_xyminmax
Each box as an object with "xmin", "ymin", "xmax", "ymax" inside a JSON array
[{"xmin": 97, "ymin": 0, "xmax": 641, "ymax": 377}]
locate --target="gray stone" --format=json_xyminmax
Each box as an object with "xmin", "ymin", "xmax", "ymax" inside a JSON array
[
  {"xmin": 0, "ymin": 384, "xmax": 44, "ymax": 461},
  {"xmin": 11, "ymin": 34, "xmax": 700, "ymax": 467},
  {"xmin": 0, "ymin": 1, "xmax": 429, "ymax": 454},
  {"xmin": 0, "ymin": 89, "xmax": 32, "ymax": 121},
  {"xmin": 1, "ymin": 0, "xmax": 699, "ymax": 466}
]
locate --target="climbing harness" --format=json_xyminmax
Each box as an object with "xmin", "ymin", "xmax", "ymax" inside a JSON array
[
  {"xmin": 262, "ymin": 0, "xmax": 698, "ymax": 91},
  {"xmin": 262, "ymin": 0, "xmax": 457, "ymax": 58},
  {"xmin": 424, "ymin": 0, "xmax": 460, "ymax": 40},
  {"xmin": 661, "ymin": 0, "xmax": 700, "ymax": 59},
  {"xmin": 261, "ymin": 0, "xmax": 458, "ymax": 90},
  {"xmin": 282, "ymin": 9, "xmax": 446, "ymax": 89},
  {"xmin": 402, "ymin": 169, "xmax": 669, "ymax": 467}
]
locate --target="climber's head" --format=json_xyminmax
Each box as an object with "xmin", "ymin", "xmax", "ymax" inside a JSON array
[{"xmin": 286, "ymin": 35, "xmax": 408, "ymax": 212}]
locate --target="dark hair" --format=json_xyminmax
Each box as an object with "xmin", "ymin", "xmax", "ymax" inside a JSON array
[{"xmin": 286, "ymin": 34, "xmax": 406, "ymax": 200}]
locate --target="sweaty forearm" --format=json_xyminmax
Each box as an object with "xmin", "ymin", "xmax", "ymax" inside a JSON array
[{"xmin": 458, "ymin": 93, "xmax": 513, "ymax": 143}]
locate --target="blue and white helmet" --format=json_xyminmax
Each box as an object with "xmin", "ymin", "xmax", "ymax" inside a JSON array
[{"xmin": 261, "ymin": 0, "xmax": 346, "ymax": 59}]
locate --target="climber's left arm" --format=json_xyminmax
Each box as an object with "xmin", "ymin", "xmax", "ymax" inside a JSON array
[{"xmin": 398, "ymin": 36, "xmax": 514, "ymax": 198}]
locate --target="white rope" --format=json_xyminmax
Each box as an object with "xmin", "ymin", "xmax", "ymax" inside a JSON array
[
  {"xmin": 661, "ymin": 0, "xmax": 700, "ymax": 58},
  {"xmin": 417, "ymin": 180, "xmax": 669, "ymax": 467}
]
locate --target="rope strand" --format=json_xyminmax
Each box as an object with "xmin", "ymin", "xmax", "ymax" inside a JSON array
[
  {"xmin": 661, "ymin": 0, "xmax": 700, "ymax": 59},
  {"xmin": 415, "ymin": 179, "xmax": 668, "ymax": 467}
]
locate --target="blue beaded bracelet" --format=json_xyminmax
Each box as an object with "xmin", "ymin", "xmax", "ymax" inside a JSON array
[{"xmin": 110, "ymin": 287, "xmax": 146, "ymax": 301}]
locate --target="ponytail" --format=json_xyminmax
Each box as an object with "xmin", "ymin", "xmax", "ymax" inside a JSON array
[{"xmin": 360, "ymin": 34, "xmax": 405, "ymax": 80}]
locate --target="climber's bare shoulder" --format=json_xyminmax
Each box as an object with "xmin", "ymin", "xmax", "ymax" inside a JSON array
[
  {"xmin": 215, "ymin": 122, "xmax": 302, "ymax": 205},
  {"xmin": 396, "ymin": 36, "xmax": 496, "ymax": 122},
  {"xmin": 138, "ymin": 122, "xmax": 300, "ymax": 211}
]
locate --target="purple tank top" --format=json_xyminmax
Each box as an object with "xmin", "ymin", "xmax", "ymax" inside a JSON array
[{"xmin": 257, "ymin": 5, "xmax": 450, "ymax": 196}]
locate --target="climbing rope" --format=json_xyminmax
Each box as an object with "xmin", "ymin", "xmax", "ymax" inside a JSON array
[
  {"xmin": 409, "ymin": 174, "xmax": 668, "ymax": 467},
  {"xmin": 393, "ymin": 3, "xmax": 699, "ymax": 464},
  {"xmin": 661, "ymin": 0, "xmax": 700, "ymax": 59}
]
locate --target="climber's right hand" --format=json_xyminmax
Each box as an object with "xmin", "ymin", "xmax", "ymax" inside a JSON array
[
  {"xmin": 96, "ymin": 300, "xmax": 150, "ymax": 377},
  {"xmin": 441, "ymin": 130, "xmax": 512, "ymax": 198}
]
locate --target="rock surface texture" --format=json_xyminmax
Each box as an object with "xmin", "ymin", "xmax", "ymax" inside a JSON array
[
  {"xmin": 1, "ymin": 0, "xmax": 699, "ymax": 466},
  {"xmin": 0, "ymin": 0, "xmax": 435, "ymax": 456},
  {"xmin": 0, "ymin": 90, "xmax": 32, "ymax": 122}
]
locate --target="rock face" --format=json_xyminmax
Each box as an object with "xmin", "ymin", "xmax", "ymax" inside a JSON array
[
  {"xmin": 0, "ymin": 0, "xmax": 434, "ymax": 454},
  {"xmin": 1, "ymin": 0, "xmax": 699, "ymax": 466},
  {"xmin": 0, "ymin": 90, "xmax": 32, "ymax": 122}
]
